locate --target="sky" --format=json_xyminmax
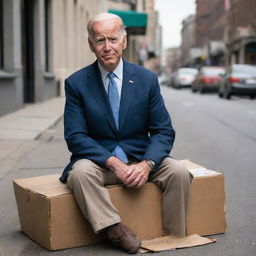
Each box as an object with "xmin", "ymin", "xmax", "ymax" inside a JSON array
[{"xmin": 154, "ymin": 0, "xmax": 196, "ymax": 49}]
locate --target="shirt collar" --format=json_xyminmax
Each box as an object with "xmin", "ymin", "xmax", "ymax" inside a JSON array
[{"xmin": 98, "ymin": 58, "xmax": 123, "ymax": 81}]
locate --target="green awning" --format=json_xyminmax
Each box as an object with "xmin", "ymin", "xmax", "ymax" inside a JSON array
[{"xmin": 108, "ymin": 9, "xmax": 147, "ymax": 35}]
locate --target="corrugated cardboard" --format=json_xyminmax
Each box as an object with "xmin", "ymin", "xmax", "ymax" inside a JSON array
[
  {"xmin": 181, "ymin": 160, "xmax": 226, "ymax": 236},
  {"xmin": 140, "ymin": 234, "xmax": 216, "ymax": 253},
  {"xmin": 13, "ymin": 160, "xmax": 226, "ymax": 250},
  {"xmin": 13, "ymin": 175, "xmax": 163, "ymax": 250}
]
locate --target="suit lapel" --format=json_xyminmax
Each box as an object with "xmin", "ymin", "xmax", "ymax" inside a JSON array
[
  {"xmin": 119, "ymin": 61, "xmax": 136, "ymax": 132},
  {"xmin": 87, "ymin": 62, "xmax": 117, "ymax": 134}
]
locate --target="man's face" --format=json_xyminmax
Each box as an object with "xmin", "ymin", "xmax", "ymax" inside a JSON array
[{"xmin": 89, "ymin": 18, "xmax": 127, "ymax": 72}]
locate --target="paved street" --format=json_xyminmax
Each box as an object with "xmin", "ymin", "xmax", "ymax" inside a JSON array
[{"xmin": 0, "ymin": 87, "xmax": 256, "ymax": 255}]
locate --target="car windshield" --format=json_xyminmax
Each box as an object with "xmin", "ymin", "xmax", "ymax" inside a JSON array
[
  {"xmin": 203, "ymin": 68, "xmax": 225, "ymax": 76},
  {"xmin": 233, "ymin": 65, "xmax": 256, "ymax": 75}
]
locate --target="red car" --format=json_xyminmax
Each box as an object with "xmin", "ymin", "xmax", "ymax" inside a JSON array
[{"xmin": 192, "ymin": 66, "xmax": 225, "ymax": 93}]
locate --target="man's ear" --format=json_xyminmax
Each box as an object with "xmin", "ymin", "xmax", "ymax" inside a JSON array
[
  {"xmin": 122, "ymin": 36, "xmax": 127, "ymax": 50},
  {"xmin": 88, "ymin": 39, "xmax": 95, "ymax": 53}
]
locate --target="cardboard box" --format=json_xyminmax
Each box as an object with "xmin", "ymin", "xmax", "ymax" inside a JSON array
[
  {"xmin": 13, "ymin": 175, "xmax": 163, "ymax": 250},
  {"xmin": 13, "ymin": 160, "xmax": 226, "ymax": 250},
  {"xmin": 181, "ymin": 160, "xmax": 226, "ymax": 236}
]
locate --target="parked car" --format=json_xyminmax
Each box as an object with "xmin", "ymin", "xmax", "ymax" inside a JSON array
[
  {"xmin": 191, "ymin": 66, "xmax": 225, "ymax": 93},
  {"xmin": 158, "ymin": 74, "xmax": 170, "ymax": 86},
  {"xmin": 218, "ymin": 64, "xmax": 256, "ymax": 99},
  {"xmin": 173, "ymin": 68, "xmax": 198, "ymax": 89}
]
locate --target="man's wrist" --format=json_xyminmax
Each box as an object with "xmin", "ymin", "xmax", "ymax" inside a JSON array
[
  {"xmin": 145, "ymin": 159, "xmax": 156, "ymax": 172},
  {"xmin": 105, "ymin": 156, "xmax": 127, "ymax": 173}
]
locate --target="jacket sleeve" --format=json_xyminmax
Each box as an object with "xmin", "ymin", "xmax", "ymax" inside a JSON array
[
  {"xmin": 142, "ymin": 73, "xmax": 175, "ymax": 165},
  {"xmin": 64, "ymin": 78, "xmax": 113, "ymax": 166}
]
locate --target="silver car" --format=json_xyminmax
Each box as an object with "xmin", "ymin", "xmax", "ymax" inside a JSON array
[
  {"xmin": 173, "ymin": 68, "xmax": 198, "ymax": 89},
  {"xmin": 219, "ymin": 64, "xmax": 256, "ymax": 99}
]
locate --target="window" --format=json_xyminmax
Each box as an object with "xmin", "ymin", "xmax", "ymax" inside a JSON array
[{"xmin": 0, "ymin": 0, "xmax": 4, "ymax": 69}]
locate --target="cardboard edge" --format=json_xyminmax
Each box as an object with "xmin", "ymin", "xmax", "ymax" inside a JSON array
[
  {"xmin": 140, "ymin": 234, "xmax": 216, "ymax": 253},
  {"xmin": 187, "ymin": 174, "xmax": 227, "ymax": 236},
  {"xmin": 13, "ymin": 180, "xmax": 52, "ymax": 250},
  {"xmin": 13, "ymin": 175, "xmax": 72, "ymax": 198}
]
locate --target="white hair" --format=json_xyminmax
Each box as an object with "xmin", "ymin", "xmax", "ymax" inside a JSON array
[{"xmin": 87, "ymin": 13, "xmax": 127, "ymax": 41}]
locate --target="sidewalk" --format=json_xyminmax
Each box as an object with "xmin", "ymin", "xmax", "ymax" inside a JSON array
[{"xmin": 0, "ymin": 97, "xmax": 65, "ymax": 180}]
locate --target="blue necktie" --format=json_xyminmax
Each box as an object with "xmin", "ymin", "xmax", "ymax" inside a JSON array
[{"xmin": 107, "ymin": 72, "xmax": 128, "ymax": 163}]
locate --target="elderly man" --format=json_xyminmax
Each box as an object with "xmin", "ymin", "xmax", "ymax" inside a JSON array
[{"xmin": 60, "ymin": 13, "xmax": 192, "ymax": 254}]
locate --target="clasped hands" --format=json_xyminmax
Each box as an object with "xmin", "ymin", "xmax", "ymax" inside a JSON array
[{"xmin": 105, "ymin": 156, "xmax": 151, "ymax": 188}]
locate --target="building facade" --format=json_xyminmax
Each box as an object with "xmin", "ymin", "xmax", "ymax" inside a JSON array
[
  {"xmin": 52, "ymin": 0, "xmax": 107, "ymax": 97},
  {"xmin": 0, "ymin": 0, "xmax": 105, "ymax": 116},
  {"xmin": 192, "ymin": 0, "xmax": 256, "ymax": 66},
  {"xmin": 195, "ymin": 0, "xmax": 211, "ymax": 48},
  {"xmin": 0, "ymin": 0, "xmax": 154, "ymax": 117},
  {"xmin": 164, "ymin": 47, "xmax": 181, "ymax": 75},
  {"xmin": 0, "ymin": 0, "xmax": 58, "ymax": 116},
  {"xmin": 207, "ymin": 0, "xmax": 226, "ymax": 66},
  {"xmin": 193, "ymin": 0, "xmax": 226, "ymax": 66},
  {"xmin": 181, "ymin": 15, "xmax": 198, "ymax": 67},
  {"xmin": 225, "ymin": 0, "xmax": 256, "ymax": 65},
  {"xmin": 135, "ymin": 0, "xmax": 162, "ymax": 73}
]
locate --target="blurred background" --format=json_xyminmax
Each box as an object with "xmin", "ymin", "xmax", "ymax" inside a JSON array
[{"xmin": 1, "ymin": 0, "xmax": 256, "ymax": 116}]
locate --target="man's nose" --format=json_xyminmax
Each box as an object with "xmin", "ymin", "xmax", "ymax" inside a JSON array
[{"xmin": 104, "ymin": 39, "xmax": 111, "ymax": 50}]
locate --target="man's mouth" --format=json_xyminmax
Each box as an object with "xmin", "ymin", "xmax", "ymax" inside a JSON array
[{"xmin": 103, "ymin": 55, "xmax": 114, "ymax": 60}]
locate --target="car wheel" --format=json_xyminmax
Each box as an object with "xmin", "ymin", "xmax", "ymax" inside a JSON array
[{"xmin": 250, "ymin": 95, "xmax": 255, "ymax": 99}]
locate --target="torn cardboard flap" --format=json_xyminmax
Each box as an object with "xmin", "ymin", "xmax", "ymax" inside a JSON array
[
  {"xmin": 180, "ymin": 159, "xmax": 203, "ymax": 169},
  {"xmin": 189, "ymin": 168, "xmax": 221, "ymax": 177},
  {"xmin": 181, "ymin": 159, "xmax": 222, "ymax": 177},
  {"xmin": 140, "ymin": 234, "xmax": 216, "ymax": 253}
]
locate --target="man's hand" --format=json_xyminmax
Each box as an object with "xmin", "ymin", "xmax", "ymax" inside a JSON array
[
  {"xmin": 105, "ymin": 157, "xmax": 151, "ymax": 188},
  {"xmin": 123, "ymin": 160, "xmax": 151, "ymax": 188},
  {"xmin": 105, "ymin": 156, "xmax": 131, "ymax": 183}
]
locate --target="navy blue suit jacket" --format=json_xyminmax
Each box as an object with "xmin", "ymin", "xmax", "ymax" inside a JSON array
[{"xmin": 60, "ymin": 60, "xmax": 175, "ymax": 182}]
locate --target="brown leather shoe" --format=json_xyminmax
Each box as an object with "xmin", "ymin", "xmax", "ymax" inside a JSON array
[{"xmin": 105, "ymin": 222, "xmax": 141, "ymax": 254}]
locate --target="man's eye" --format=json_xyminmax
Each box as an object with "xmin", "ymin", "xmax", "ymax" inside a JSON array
[
  {"xmin": 110, "ymin": 38, "xmax": 117, "ymax": 43},
  {"xmin": 96, "ymin": 39, "xmax": 105, "ymax": 44}
]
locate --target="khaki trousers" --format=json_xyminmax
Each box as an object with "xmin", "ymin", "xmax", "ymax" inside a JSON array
[{"xmin": 67, "ymin": 157, "xmax": 193, "ymax": 236}]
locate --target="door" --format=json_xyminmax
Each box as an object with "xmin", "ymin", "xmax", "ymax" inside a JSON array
[{"xmin": 21, "ymin": 0, "xmax": 35, "ymax": 103}]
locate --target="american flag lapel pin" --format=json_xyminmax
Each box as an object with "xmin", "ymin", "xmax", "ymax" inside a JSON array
[{"xmin": 129, "ymin": 80, "xmax": 134, "ymax": 84}]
